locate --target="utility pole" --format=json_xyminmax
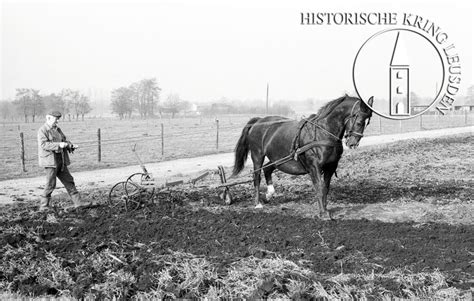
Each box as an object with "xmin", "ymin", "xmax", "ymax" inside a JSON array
[{"xmin": 266, "ymin": 83, "xmax": 269, "ymax": 115}]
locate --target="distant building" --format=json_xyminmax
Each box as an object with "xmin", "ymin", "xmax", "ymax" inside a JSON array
[
  {"xmin": 453, "ymin": 96, "xmax": 474, "ymax": 111},
  {"xmin": 210, "ymin": 103, "xmax": 234, "ymax": 114},
  {"xmin": 184, "ymin": 103, "xmax": 200, "ymax": 116},
  {"xmin": 195, "ymin": 103, "xmax": 235, "ymax": 115},
  {"xmin": 411, "ymin": 105, "xmax": 430, "ymax": 114}
]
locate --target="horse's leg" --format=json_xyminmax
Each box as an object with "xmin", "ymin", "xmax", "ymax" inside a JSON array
[
  {"xmin": 321, "ymin": 165, "xmax": 336, "ymax": 214},
  {"xmin": 308, "ymin": 164, "xmax": 332, "ymax": 220},
  {"xmin": 263, "ymin": 165, "xmax": 276, "ymax": 201},
  {"xmin": 251, "ymin": 153, "xmax": 265, "ymax": 209}
]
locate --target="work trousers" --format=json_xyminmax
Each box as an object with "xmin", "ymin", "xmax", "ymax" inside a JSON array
[{"xmin": 42, "ymin": 153, "xmax": 78, "ymax": 198}]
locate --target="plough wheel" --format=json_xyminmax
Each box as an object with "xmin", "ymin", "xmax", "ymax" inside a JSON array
[
  {"xmin": 126, "ymin": 173, "xmax": 155, "ymax": 199},
  {"xmin": 108, "ymin": 181, "xmax": 127, "ymax": 208},
  {"xmin": 108, "ymin": 181, "xmax": 142, "ymax": 211}
]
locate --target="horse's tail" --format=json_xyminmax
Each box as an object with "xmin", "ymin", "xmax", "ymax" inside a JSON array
[{"xmin": 232, "ymin": 117, "xmax": 260, "ymax": 176}]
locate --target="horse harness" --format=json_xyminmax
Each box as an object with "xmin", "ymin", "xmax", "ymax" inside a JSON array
[
  {"xmin": 343, "ymin": 100, "xmax": 371, "ymax": 140},
  {"xmin": 256, "ymin": 100, "xmax": 369, "ymax": 174}
]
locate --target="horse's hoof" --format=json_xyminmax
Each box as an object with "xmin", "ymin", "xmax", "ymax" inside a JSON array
[
  {"xmin": 265, "ymin": 185, "xmax": 275, "ymax": 201},
  {"xmin": 224, "ymin": 193, "xmax": 232, "ymax": 205},
  {"xmin": 255, "ymin": 203, "xmax": 263, "ymax": 209}
]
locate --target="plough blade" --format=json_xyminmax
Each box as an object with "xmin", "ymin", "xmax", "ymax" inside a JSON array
[{"xmin": 218, "ymin": 165, "xmax": 233, "ymax": 205}]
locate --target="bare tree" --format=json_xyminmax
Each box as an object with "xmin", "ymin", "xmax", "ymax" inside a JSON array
[
  {"xmin": 161, "ymin": 93, "xmax": 187, "ymax": 118},
  {"xmin": 13, "ymin": 88, "xmax": 32, "ymax": 122},
  {"xmin": 59, "ymin": 89, "xmax": 74, "ymax": 121},
  {"xmin": 142, "ymin": 78, "xmax": 160, "ymax": 117},
  {"xmin": 129, "ymin": 82, "xmax": 143, "ymax": 117},
  {"xmin": 59, "ymin": 89, "xmax": 89, "ymax": 120},
  {"xmin": 77, "ymin": 95, "xmax": 92, "ymax": 120},
  {"xmin": 30, "ymin": 89, "xmax": 44, "ymax": 122},
  {"xmin": 130, "ymin": 78, "xmax": 161, "ymax": 118},
  {"xmin": 69, "ymin": 91, "xmax": 82, "ymax": 120},
  {"xmin": 111, "ymin": 87, "xmax": 134, "ymax": 119}
]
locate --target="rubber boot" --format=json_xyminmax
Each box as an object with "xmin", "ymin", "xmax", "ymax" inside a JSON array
[
  {"xmin": 38, "ymin": 196, "xmax": 51, "ymax": 211},
  {"xmin": 71, "ymin": 193, "xmax": 94, "ymax": 209}
]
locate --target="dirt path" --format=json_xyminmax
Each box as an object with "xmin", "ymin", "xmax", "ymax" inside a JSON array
[{"xmin": 1, "ymin": 126, "xmax": 472, "ymax": 205}]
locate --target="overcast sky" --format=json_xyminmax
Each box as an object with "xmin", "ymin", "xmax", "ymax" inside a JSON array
[{"xmin": 1, "ymin": 0, "xmax": 472, "ymax": 103}]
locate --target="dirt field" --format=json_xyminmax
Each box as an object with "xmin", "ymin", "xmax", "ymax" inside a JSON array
[{"xmin": 0, "ymin": 134, "xmax": 472, "ymax": 299}]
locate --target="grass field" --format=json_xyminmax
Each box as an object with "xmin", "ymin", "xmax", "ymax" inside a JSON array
[
  {"xmin": 0, "ymin": 134, "xmax": 472, "ymax": 299},
  {"xmin": 1, "ymin": 111, "xmax": 473, "ymax": 181}
]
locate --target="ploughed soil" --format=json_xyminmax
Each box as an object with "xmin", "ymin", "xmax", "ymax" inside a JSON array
[
  {"xmin": 0, "ymin": 134, "xmax": 473, "ymax": 298},
  {"xmin": 1, "ymin": 198, "xmax": 472, "ymax": 297}
]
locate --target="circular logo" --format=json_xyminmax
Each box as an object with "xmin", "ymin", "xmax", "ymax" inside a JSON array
[{"xmin": 353, "ymin": 28, "xmax": 445, "ymax": 120}]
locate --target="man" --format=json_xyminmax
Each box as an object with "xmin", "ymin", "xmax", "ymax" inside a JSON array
[{"xmin": 37, "ymin": 111, "xmax": 94, "ymax": 211}]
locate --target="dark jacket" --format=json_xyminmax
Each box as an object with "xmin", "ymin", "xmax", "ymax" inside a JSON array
[{"xmin": 37, "ymin": 123, "xmax": 70, "ymax": 168}]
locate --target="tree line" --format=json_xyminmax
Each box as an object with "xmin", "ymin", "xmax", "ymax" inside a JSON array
[
  {"xmin": 0, "ymin": 88, "xmax": 92, "ymax": 122},
  {"xmin": 110, "ymin": 78, "xmax": 297, "ymax": 119},
  {"xmin": 110, "ymin": 78, "xmax": 195, "ymax": 119}
]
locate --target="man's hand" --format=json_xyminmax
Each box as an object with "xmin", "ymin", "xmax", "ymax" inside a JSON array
[
  {"xmin": 64, "ymin": 141, "xmax": 78, "ymax": 153},
  {"xmin": 59, "ymin": 142, "xmax": 68, "ymax": 148}
]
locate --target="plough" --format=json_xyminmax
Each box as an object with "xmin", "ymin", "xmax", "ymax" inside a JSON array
[{"xmin": 108, "ymin": 146, "xmax": 252, "ymax": 211}]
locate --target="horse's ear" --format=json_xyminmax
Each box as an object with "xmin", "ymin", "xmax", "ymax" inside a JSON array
[
  {"xmin": 367, "ymin": 96, "xmax": 374, "ymax": 107},
  {"xmin": 361, "ymin": 96, "xmax": 374, "ymax": 113}
]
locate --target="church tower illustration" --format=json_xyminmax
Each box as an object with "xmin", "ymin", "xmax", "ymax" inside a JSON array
[{"xmin": 389, "ymin": 31, "xmax": 410, "ymax": 116}]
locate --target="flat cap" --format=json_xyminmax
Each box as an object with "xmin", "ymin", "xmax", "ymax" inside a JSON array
[{"xmin": 47, "ymin": 111, "xmax": 62, "ymax": 118}]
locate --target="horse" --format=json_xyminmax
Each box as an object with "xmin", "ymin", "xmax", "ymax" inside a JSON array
[{"xmin": 232, "ymin": 95, "xmax": 373, "ymax": 219}]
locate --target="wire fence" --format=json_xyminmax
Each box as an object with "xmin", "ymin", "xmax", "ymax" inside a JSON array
[{"xmin": 1, "ymin": 111, "xmax": 473, "ymax": 181}]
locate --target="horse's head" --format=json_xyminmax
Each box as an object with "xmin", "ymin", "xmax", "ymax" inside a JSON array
[{"xmin": 344, "ymin": 97, "xmax": 373, "ymax": 149}]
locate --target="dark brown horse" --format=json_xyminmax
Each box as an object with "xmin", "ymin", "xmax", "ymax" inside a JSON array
[{"xmin": 232, "ymin": 95, "xmax": 373, "ymax": 219}]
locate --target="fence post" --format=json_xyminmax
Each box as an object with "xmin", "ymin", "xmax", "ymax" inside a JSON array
[
  {"xmin": 378, "ymin": 116, "xmax": 382, "ymax": 134},
  {"xmin": 19, "ymin": 132, "xmax": 26, "ymax": 172},
  {"xmin": 419, "ymin": 114, "xmax": 423, "ymax": 130},
  {"xmin": 216, "ymin": 119, "xmax": 219, "ymax": 151},
  {"xmin": 465, "ymin": 110, "xmax": 469, "ymax": 125},
  {"xmin": 399, "ymin": 120, "xmax": 402, "ymax": 132},
  {"xmin": 97, "ymin": 128, "xmax": 101, "ymax": 162},
  {"xmin": 161, "ymin": 123, "xmax": 164, "ymax": 158}
]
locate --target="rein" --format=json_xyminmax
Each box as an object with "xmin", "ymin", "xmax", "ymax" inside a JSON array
[
  {"xmin": 301, "ymin": 100, "xmax": 366, "ymax": 142},
  {"xmin": 302, "ymin": 117, "xmax": 342, "ymax": 142},
  {"xmin": 254, "ymin": 140, "xmax": 335, "ymax": 173}
]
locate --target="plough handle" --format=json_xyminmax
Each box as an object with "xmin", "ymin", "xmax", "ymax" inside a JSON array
[
  {"xmin": 131, "ymin": 144, "xmax": 149, "ymax": 174},
  {"xmin": 190, "ymin": 171, "xmax": 210, "ymax": 184}
]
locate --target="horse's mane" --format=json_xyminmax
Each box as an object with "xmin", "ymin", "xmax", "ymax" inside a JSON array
[{"xmin": 312, "ymin": 95, "xmax": 348, "ymax": 120}]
